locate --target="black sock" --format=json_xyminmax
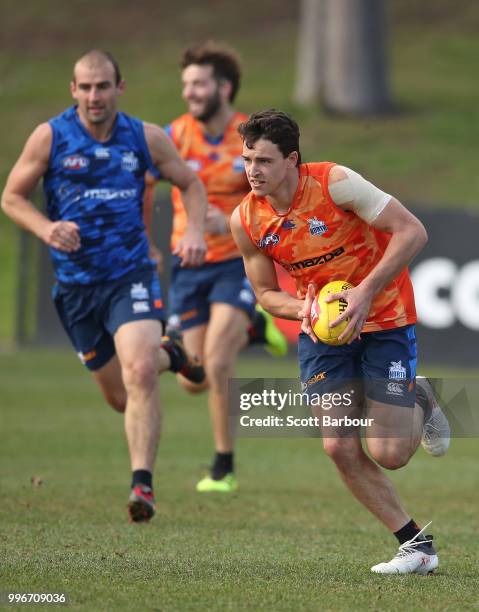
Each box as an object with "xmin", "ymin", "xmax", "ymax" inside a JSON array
[
  {"xmin": 211, "ymin": 452, "xmax": 234, "ymax": 480},
  {"xmin": 248, "ymin": 310, "xmax": 266, "ymax": 345},
  {"xmin": 394, "ymin": 519, "xmax": 425, "ymax": 545},
  {"xmin": 131, "ymin": 469, "xmax": 153, "ymax": 490},
  {"xmin": 161, "ymin": 337, "xmax": 185, "ymax": 373},
  {"xmin": 416, "ymin": 385, "xmax": 433, "ymax": 423}
]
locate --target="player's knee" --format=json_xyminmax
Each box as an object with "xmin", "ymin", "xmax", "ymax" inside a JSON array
[
  {"xmin": 368, "ymin": 442, "xmax": 411, "ymax": 470},
  {"xmin": 323, "ymin": 438, "xmax": 360, "ymax": 468},
  {"xmin": 122, "ymin": 359, "xmax": 158, "ymax": 393},
  {"xmin": 204, "ymin": 356, "xmax": 229, "ymax": 386},
  {"xmin": 104, "ymin": 390, "xmax": 127, "ymax": 413}
]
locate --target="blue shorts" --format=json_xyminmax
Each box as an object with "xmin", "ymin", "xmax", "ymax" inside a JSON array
[
  {"xmin": 298, "ymin": 324, "xmax": 417, "ymax": 407},
  {"xmin": 168, "ymin": 256, "xmax": 256, "ymax": 331},
  {"xmin": 53, "ymin": 268, "xmax": 165, "ymax": 371}
]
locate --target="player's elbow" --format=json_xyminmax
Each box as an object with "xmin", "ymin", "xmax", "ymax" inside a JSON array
[
  {"xmin": 415, "ymin": 220, "xmax": 428, "ymax": 253},
  {"xmin": 186, "ymin": 172, "xmax": 204, "ymax": 193},
  {"xmin": 1, "ymin": 190, "xmax": 12, "ymax": 217}
]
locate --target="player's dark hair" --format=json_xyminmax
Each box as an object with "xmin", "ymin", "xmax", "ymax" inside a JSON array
[
  {"xmin": 74, "ymin": 49, "xmax": 122, "ymax": 85},
  {"xmin": 180, "ymin": 41, "xmax": 241, "ymax": 102},
  {"xmin": 238, "ymin": 109, "xmax": 301, "ymax": 166}
]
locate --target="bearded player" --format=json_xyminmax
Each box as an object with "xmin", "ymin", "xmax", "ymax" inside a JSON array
[
  {"xmin": 230, "ymin": 109, "xmax": 450, "ymax": 574},
  {"xmin": 145, "ymin": 43, "xmax": 287, "ymax": 493}
]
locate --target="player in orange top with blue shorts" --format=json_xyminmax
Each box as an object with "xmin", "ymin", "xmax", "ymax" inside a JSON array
[
  {"xmin": 145, "ymin": 44, "xmax": 287, "ymax": 493},
  {"xmin": 231, "ymin": 109, "xmax": 450, "ymax": 575}
]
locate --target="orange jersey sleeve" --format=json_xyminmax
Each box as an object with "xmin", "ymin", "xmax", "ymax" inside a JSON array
[
  {"xmin": 239, "ymin": 162, "xmax": 416, "ymax": 332},
  {"xmin": 169, "ymin": 112, "xmax": 250, "ymax": 263}
]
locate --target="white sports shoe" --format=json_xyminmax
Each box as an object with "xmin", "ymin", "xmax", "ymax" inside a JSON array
[
  {"xmin": 371, "ymin": 522, "xmax": 438, "ymax": 575},
  {"xmin": 417, "ymin": 377, "xmax": 451, "ymax": 457}
]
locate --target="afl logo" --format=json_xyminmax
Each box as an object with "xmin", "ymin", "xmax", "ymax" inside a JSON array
[
  {"xmin": 63, "ymin": 155, "xmax": 89, "ymax": 170},
  {"xmin": 257, "ymin": 233, "xmax": 280, "ymax": 249}
]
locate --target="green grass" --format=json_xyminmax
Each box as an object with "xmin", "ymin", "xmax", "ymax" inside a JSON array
[{"xmin": 1, "ymin": 350, "xmax": 478, "ymax": 610}]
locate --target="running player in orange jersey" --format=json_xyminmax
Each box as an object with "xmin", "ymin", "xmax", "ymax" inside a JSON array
[
  {"xmin": 231, "ymin": 109, "xmax": 450, "ymax": 574},
  {"xmin": 145, "ymin": 44, "xmax": 287, "ymax": 493}
]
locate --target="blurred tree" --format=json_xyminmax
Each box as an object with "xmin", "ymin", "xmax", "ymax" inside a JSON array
[{"xmin": 294, "ymin": 0, "xmax": 393, "ymax": 114}]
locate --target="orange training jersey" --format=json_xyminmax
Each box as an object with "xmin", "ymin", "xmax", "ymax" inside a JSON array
[
  {"xmin": 239, "ymin": 162, "xmax": 417, "ymax": 332},
  {"xmin": 168, "ymin": 112, "xmax": 250, "ymax": 263}
]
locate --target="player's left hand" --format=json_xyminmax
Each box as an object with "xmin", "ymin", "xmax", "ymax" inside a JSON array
[
  {"xmin": 326, "ymin": 283, "xmax": 374, "ymax": 343},
  {"xmin": 298, "ymin": 283, "xmax": 318, "ymax": 343},
  {"xmin": 174, "ymin": 227, "xmax": 207, "ymax": 267}
]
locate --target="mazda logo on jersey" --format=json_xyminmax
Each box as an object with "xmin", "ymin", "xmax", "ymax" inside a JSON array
[{"xmin": 283, "ymin": 246, "xmax": 345, "ymax": 271}]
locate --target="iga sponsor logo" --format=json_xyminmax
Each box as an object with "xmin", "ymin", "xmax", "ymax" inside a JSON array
[
  {"xmin": 257, "ymin": 233, "xmax": 280, "ymax": 249},
  {"xmin": 388, "ymin": 360, "xmax": 406, "ymax": 380},
  {"xmin": 63, "ymin": 155, "xmax": 89, "ymax": 170}
]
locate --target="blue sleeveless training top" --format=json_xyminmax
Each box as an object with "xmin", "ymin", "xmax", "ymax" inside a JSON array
[{"xmin": 44, "ymin": 106, "xmax": 159, "ymax": 284}]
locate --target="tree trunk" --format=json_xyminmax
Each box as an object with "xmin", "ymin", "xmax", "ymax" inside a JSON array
[
  {"xmin": 294, "ymin": 0, "xmax": 393, "ymax": 115},
  {"xmin": 293, "ymin": 0, "xmax": 325, "ymax": 105},
  {"xmin": 323, "ymin": 0, "xmax": 392, "ymax": 114}
]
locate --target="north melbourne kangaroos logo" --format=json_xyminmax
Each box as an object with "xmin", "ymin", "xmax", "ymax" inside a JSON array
[
  {"xmin": 308, "ymin": 217, "xmax": 328, "ymax": 236},
  {"xmin": 388, "ymin": 360, "xmax": 406, "ymax": 380},
  {"xmin": 121, "ymin": 151, "xmax": 139, "ymax": 172}
]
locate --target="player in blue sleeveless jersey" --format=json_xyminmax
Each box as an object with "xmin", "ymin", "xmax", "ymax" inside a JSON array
[{"xmin": 1, "ymin": 50, "xmax": 208, "ymax": 523}]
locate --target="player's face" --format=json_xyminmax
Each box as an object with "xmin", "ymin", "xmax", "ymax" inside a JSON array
[
  {"xmin": 181, "ymin": 64, "xmax": 223, "ymax": 122},
  {"xmin": 242, "ymin": 138, "xmax": 298, "ymax": 197},
  {"xmin": 71, "ymin": 61, "xmax": 124, "ymax": 125}
]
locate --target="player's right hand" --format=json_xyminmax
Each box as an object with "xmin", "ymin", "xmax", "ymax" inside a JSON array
[
  {"xmin": 174, "ymin": 227, "xmax": 207, "ymax": 267},
  {"xmin": 43, "ymin": 220, "xmax": 81, "ymax": 252},
  {"xmin": 298, "ymin": 283, "xmax": 318, "ymax": 343}
]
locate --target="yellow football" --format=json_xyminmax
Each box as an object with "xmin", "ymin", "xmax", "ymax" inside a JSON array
[{"xmin": 310, "ymin": 280, "xmax": 354, "ymax": 345}]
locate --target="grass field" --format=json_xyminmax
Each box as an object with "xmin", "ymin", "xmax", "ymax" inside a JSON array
[{"xmin": 1, "ymin": 350, "xmax": 478, "ymax": 611}]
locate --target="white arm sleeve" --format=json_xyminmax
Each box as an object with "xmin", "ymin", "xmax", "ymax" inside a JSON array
[{"xmin": 328, "ymin": 165, "xmax": 392, "ymax": 224}]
